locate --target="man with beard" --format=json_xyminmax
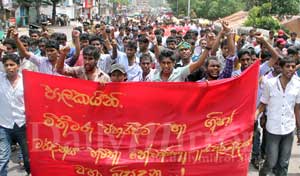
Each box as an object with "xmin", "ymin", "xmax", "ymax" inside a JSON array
[
  {"xmin": 200, "ymin": 32, "xmax": 235, "ymax": 81},
  {"xmin": 56, "ymin": 45, "xmax": 110, "ymax": 83}
]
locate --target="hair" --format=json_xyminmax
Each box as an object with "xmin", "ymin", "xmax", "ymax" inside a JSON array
[
  {"xmin": 29, "ymin": 38, "xmax": 39, "ymax": 46},
  {"xmin": 122, "ymin": 36, "xmax": 130, "ymax": 42},
  {"xmin": 82, "ymin": 45, "xmax": 100, "ymax": 60},
  {"xmin": 2, "ymin": 53, "xmax": 20, "ymax": 65},
  {"xmin": 45, "ymin": 39, "xmax": 59, "ymax": 50},
  {"xmin": 95, "ymin": 24, "xmax": 101, "ymax": 28},
  {"xmin": 156, "ymin": 35, "xmax": 162, "ymax": 45},
  {"xmin": 138, "ymin": 35, "xmax": 149, "ymax": 43},
  {"xmin": 290, "ymin": 32, "xmax": 297, "ymax": 36},
  {"xmin": 238, "ymin": 49, "xmax": 251, "ymax": 59},
  {"xmin": 57, "ymin": 33, "xmax": 67, "ymax": 41},
  {"xmin": 140, "ymin": 53, "xmax": 152, "ymax": 62},
  {"xmin": 50, "ymin": 32, "xmax": 60, "ymax": 40},
  {"xmin": 204, "ymin": 56, "xmax": 218, "ymax": 68},
  {"xmin": 29, "ymin": 29, "xmax": 41, "ymax": 36},
  {"xmin": 279, "ymin": 57, "xmax": 296, "ymax": 67},
  {"xmin": 73, "ymin": 27, "xmax": 82, "ymax": 34},
  {"xmin": 154, "ymin": 29, "xmax": 162, "ymax": 35},
  {"xmin": 126, "ymin": 40, "xmax": 137, "ymax": 50},
  {"xmin": 80, "ymin": 33, "xmax": 90, "ymax": 41},
  {"xmin": 20, "ymin": 35, "xmax": 30, "ymax": 45},
  {"xmin": 3, "ymin": 38, "xmax": 17, "ymax": 49},
  {"xmin": 166, "ymin": 37, "xmax": 177, "ymax": 44},
  {"xmin": 89, "ymin": 35, "xmax": 104, "ymax": 45},
  {"xmin": 158, "ymin": 49, "xmax": 175, "ymax": 62},
  {"xmin": 39, "ymin": 38, "xmax": 48, "ymax": 44}
]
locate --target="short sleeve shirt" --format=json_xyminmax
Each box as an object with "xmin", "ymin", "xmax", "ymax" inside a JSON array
[{"xmin": 150, "ymin": 66, "xmax": 190, "ymax": 82}]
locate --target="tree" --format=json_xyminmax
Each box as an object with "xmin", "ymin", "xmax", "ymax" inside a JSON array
[
  {"xmin": 244, "ymin": 3, "xmax": 280, "ymax": 30},
  {"xmin": 50, "ymin": 0, "xmax": 60, "ymax": 25},
  {"xmin": 244, "ymin": 0, "xmax": 300, "ymax": 19},
  {"xmin": 167, "ymin": 0, "xmax": 245, "ymax": 20}
]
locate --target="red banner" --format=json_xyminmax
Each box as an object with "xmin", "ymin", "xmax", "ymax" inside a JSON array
[{"xmin": 23, "ymin": 62, "xmax": 259, "ymax": 176}]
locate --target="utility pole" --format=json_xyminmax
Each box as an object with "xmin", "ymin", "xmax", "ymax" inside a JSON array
[
  {"xmin": 176, "ymin": 0, "xmax": 178, "ymax": 16},
  {"xmin": 187, "ymin": 0, "xmax": 190, "ymax": 17},
  {"xmin": 98, "ymin": 0, "xmax": 101, "ymax": 16}
]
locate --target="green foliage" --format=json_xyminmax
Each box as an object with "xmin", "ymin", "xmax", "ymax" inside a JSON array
[
  {"xmin": 109, "ymin": 0, "xmax": 129, "ymax": 5},
  {"xmin": 244, "ymin": 3, "xmax": 280, "ymax": 30},
  {"xmin": 167, "ymin": 0, "xmax": 245, "ymax": 20},
  {"xmin": 244, "ymin": 0, "xmax": 300, "ymax": 18}
]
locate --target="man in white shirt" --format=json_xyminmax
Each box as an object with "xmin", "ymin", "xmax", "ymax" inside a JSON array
[
  {"xmin": 115, "ymin": 40, "xmax": 142, "ymax": 81},
  {"xmin": 0, "ymin": 54, "xmax": 30, "ymax": 175},
  {"xmin": 257, "ymin": 57, "xmax": 300, "ymax": 176}
]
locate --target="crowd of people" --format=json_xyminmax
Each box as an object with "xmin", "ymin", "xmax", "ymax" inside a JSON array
[{"xmin": 0, "ymin": 15, "xmax": 299, "ymax": 176}]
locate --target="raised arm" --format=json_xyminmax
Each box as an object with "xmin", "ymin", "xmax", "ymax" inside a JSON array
[
  {"xmin": 12, "ymin": 30, "xmax": 31, "ymax": 59},
  {"xmin": 189, "ymin": 33, "xmax": 215, "ymax": 73},
  {"xmin": 256, "ymin": 33, "xmax": 280, "ymax": 67},
  {"xmin": 56, "ymin": 46, "xmax": 70, "ymax": 75},
  {"xmin": 73, "ymin": 30, "xmax": 81, "ymax": 61}
]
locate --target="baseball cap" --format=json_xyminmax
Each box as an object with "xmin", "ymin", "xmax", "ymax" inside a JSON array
[
  {"xmin": 278, "ymin": 29, "xmax": 284, "ymax": 37},
  {"xmin": 276, "ymin": 38, "xmax": 286, "ymax": 45},
  {"xmin": 110, "ymin": 64, "xmax": 126, "ymax": 74}
]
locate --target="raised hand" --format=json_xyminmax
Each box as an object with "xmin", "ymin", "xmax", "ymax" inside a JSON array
[
  {"xmin": 219, "ymin": 19, "xmax": 231, "ymax": 34},
  {"xmin": 60, "ymin": 46, "xmax": 71, "ymax": 56},
  {"xmin": 255, "ymin": 32, "xmax": 265, "ymax": 43},
  {"xmin": 11, "ymin": 30, "xmax": 19, "ymax": 39},
  {"xmin": 206, "ymin": 32, "xmax": 216, "ymax": 48},
  {"xmin": 72, "ymin": 30, "xmax": 80, "ymax": 38},
  {"xmin": 0, "ymin": 45, "xmax": 7, "ymax": 52}
]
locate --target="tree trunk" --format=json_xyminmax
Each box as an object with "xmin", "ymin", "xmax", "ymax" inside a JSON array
[
  {"xmin": 35, "ymin": 1, "xmax": 41, "ymax": 24},
  {"xmin": 52, "ymin": 1, "xmax": 56, "ymax": 25}
]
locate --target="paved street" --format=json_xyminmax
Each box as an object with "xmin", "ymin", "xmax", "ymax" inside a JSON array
[
  {"xmin": 7, "ymin": 136, "xmax": 300, "ymax": 175},
  {"xmin": 6, "ymin": 24, "xmax": 300, "ymax": 176}
]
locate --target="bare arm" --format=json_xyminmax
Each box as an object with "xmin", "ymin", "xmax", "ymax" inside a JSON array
[
  {"xmin": 189, "ymin": 33, "xmax": 215, "ymax": 73},
  {"xmin": 56, "ymin": 46, "xmax": 70, "ymax": 75},
  {"xmin": 72, "ymin": 30, "xmax": 81, "ymax": 61},
  {"xmin": 256, "ymin": 34, "xmax": 280, "ymax": 67},
  {"xmin": 12, "ymin": 30, "xmax": 31, "ymax": 58},
  {"xmin": 256, "ymin": 102, "xmax": 267, "ymax": 120}
]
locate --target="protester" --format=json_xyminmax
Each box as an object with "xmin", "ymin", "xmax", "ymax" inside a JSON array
[{"xmin": 0, "ymin": 54, "xmax": 30, "ymax": 176}]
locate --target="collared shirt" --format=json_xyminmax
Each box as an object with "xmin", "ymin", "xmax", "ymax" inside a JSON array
[
  {"xmin": 116, "ymin": 51, "xmax": 142, "ymax": 82},
  {"xmin": 63, "ymin": 66, "xmax": 110, "ymax": 83},
  {"xmin": 97, "ymin": 54, "xmax": 114, "ymax": 74},
  {"xmin": 0, "ymin": 73, "xmax": 25, "ymax": 129},
  {"xmin": 150, "ymin": 65, "xmax": 190, "ymax": 82},
  {"xmin": 29, "ymin": 54, "xmax": 62, "ymax": 75},
  {"xmin": 141, "ymin": 69, "xmax": 157, "ymax": 82},
  {"xmin": 260, "ymin": 75, "xmax": 300, "ymax": 135}
]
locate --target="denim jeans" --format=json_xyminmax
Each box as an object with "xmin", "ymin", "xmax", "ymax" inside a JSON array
[
  {"xmin": 0, "ymin": 126, "xmax": 10, "ymax": 176},
  {"xmin": 0, "ymin": 124, "xmax": 30, "ymax": 176},
  {"xmin": 259, "ymin": 130, "xmax": 294, "ymax": 176}
]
